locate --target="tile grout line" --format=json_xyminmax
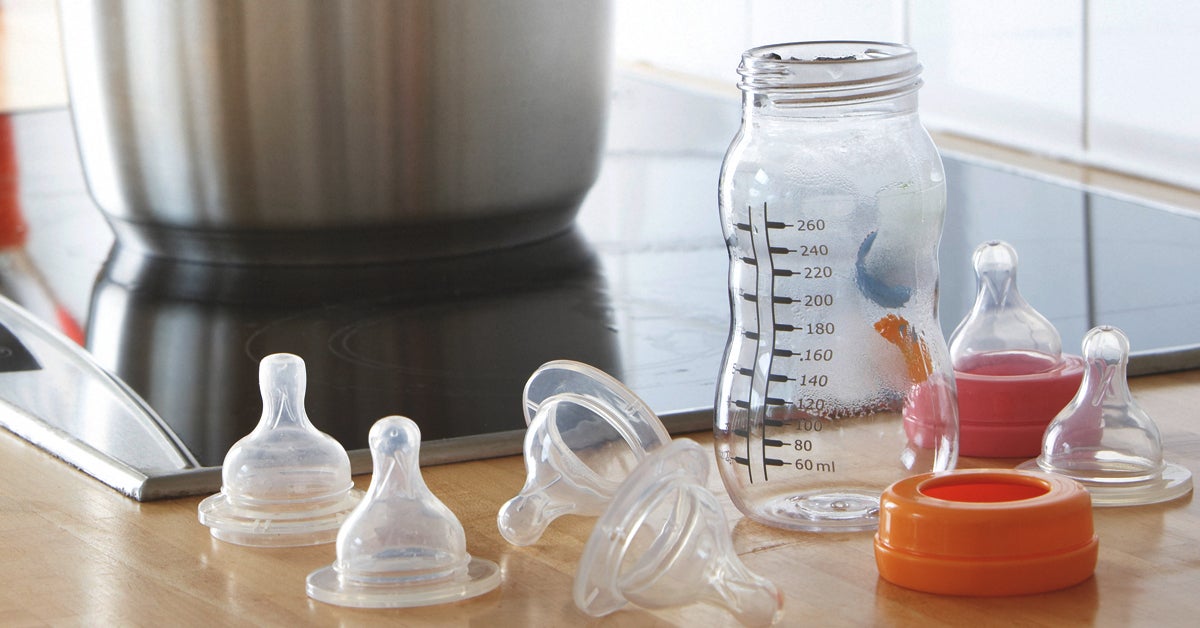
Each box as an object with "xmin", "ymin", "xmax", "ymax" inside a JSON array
[{"xmin": 1081, "ymin": 0, "xmax": 1091, "ymax": 153}]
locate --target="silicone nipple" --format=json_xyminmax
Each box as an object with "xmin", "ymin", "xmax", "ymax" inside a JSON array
[
  {"xmin": 939, "ymin": 241, "xmax": 1086, "ymax": 458},
  {"xmin": 575, "ymin": 439, "xmax": 784, "ymax": 627},
  {"xmin": 1019, "ymin": 326, "xmax": 1192, "ymax": 506},
  {"xmin": 949, "ymin": 240, "xmax": 1063, "ymax": 374},
  {"xmin": 307, "ymin": 416, "xmax": 501, "ymax": 608},
  {"xmin": 497, "ymin": 360, "xmax": 672, "ymax": 546},
  {"xmin": 198, "ymin": 353, "xmax": 362, "ymax": 546}
]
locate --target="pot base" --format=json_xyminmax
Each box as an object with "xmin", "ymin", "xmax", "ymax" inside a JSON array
[{"xmin": 103, "ymin": 199, "xmax": 584, "ymax": 266}]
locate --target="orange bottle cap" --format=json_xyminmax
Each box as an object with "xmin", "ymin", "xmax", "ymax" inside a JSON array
[{"xmin": 875, "ymin": 469, "xmax": 1098, "ymax": 596}]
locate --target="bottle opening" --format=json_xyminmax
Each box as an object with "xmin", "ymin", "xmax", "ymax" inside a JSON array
[
  {"xmin": 919, "ymin": 477, "xmax": 1051, "ymax": 503},
  {"xmin": 738, "ymin": 41, "xmax": 922, "ymax": 104}
]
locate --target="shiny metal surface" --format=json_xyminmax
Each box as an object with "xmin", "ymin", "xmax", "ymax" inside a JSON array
[
  {"xmin": 57, "ymin": 0, "xmax": 614, "ymax": 263},
  {"xmin": 0, "ymin": 293, "xmax": 197, "ymax": 500},
  {"xmin": 86, "ymin": 228, "xmax": 624, "ymax": 467}
]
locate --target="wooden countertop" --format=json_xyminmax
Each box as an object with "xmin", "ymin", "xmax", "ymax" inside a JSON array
[{"xmin": 1, "ymin": 368, "xmax": 1198, "ymax": 626}]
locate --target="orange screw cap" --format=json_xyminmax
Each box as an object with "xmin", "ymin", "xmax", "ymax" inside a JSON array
[{"xmin": 875, "ymin": 469, "xmax": 1098, "ymax": 596}]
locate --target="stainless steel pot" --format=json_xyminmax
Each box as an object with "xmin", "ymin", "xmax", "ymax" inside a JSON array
[{"xmin": 58, "ymin": 0, "xmax": 613, "ymax": 264}]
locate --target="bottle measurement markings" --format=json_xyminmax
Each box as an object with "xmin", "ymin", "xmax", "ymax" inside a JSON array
[{"xmin": 731, "ymin": 203, "xmax": 841, "ymax": 481}]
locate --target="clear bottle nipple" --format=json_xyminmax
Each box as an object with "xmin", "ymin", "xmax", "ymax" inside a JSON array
[
  {"xmin": 497, "ymin": 360, "xmax": 672, "ymax": 546},
  {"xmin": 197, "ymin": 353, "xmax": 362, "ymax": 546},
  {"xmin": 943, "ymin": 241, "xmax": 1086, "ymax": 458},
  {"xmin": 574, "ymin": 439, "xmax": 784, "ymax": 626},
  {"xmin": 306, "ymin": 415, "xmax": 501, "ymax": 607},
  {"xmin": 1020, "ymin": 326, "xmax": 1192, "ymax": 506},
  {"xmin": 949, "ymin": 240, "xmax": 1063, "ymax": 374}
]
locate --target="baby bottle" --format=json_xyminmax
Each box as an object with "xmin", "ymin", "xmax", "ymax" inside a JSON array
[{"xmin": 716, "ymin": 42, "xmax": 958, "ymax": 532}]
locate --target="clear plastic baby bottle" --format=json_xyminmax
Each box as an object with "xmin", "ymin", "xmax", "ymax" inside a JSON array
[{"xmin": 716, "ymin": 42, "xmax": 958, "ymax": 532}]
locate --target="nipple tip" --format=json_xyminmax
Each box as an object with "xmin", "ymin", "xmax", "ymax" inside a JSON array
[
  {"xmin": 307, "ymin": 415, "xmax": 501, "ymax": 608},
  {"xmin": 499, "ymin": 360, "xmax": 672, "ymax": 546},
  {"xmin": 1018, "ymin": 326, "xmax": 1193, "ymax": 506},
  {"xmin": 198, "ymin": 353, "xmax": 361, "ymax": 547},
  {"xmin": 574, "ymin": 439, "xmax": 783, "ymax": 625},
  {"xmin": 1081, "ymin": 325, "xmax": 1129, "ymax": 364},
  {"xmin": 497, "ymin": 493, "xmax": 552, "ymax": 546},
  {"xmin": 974, "ymin": 240, "xmax": 1018, "ymax": 270},
  {"xmin": 260, "ymin": 351, "xmax": 303, "ymax": 376},
  {"xmin": 368, "ymin": 414, "xmax": 422, "ymax": 459}
]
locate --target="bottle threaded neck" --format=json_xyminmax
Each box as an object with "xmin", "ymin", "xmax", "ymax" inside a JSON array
[{"xmin": 738, "ymin": 41, "xmax": 922, "ymax": 106}]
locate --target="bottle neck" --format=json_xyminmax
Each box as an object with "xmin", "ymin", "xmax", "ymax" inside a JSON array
[
  {"xmin": 738, "ymin": 41, "xmax": 923, "ymax": 119},
  {"xmin": 745, "ymin": 90, "xmax": 919, "ymax": 120}
]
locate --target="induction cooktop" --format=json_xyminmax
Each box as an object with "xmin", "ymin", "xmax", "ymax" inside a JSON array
[{"xmin": 3, "ymin": 71, "xmax": 1199, "ymax": 500}]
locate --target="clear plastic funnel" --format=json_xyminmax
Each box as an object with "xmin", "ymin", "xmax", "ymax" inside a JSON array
[
  {"xmin": 1019, "ymin": 326, "xmax": 1192, "ymax": 506},
  {"xmin": 497, "ymin": 360, "xmax": 672, "ymax": 545},
  {"xmin": 307, "ymin": 416, "xmax": 501, "ymax": 607},
  {"xmin": 575, "ymin": 439, "xmax": 784, "ymax": 626},
  {"xmin": 197, "ymin": 353, "xmax": 362, "ymax": 546}
]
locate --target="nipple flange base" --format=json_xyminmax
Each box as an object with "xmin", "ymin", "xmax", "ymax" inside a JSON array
[
  {"xmin": 198, "ymin": 488, "xmax": 364, "ymax": 547},
  {"xmin": 306, "ymin": 557, "xmax": 501, "ymax": 609},
  {"xmin": 1017, "ymin": 459, "xmax": 1192, "ymax": 507}
]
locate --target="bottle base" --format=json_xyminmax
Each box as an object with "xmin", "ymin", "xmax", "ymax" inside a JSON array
[{"xmin": 742, "ymin": 489, "xmax": 881, "ymax": 532}]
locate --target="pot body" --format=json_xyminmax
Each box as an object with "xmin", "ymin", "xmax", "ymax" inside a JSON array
[{"xmin": 58, "ymin": 0, "xmax": 613, "ymax": 263}]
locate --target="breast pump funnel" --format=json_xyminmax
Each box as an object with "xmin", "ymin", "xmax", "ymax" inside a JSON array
[
  {"xmin": 497, "ymin": 360, "xmax": 672, "ymax": 546},
  {"xmin": 197, "ymin": 353, "xmax": 362, "ymax": 546},
  {"xmin": 1019, "ymin": 326, "xmax": 1192, "ymax": 506},
  {"xmin": 943, "ymin": 241, "xmax": 1085, "ymax": 457}
]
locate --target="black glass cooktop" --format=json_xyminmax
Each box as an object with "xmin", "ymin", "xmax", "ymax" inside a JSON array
[{"xmin": 3, "ymin": 71, "xmax": 1199, "ymax": 499}]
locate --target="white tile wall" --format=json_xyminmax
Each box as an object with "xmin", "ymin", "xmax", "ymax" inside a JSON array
[
  {"xmin": 614, "ymin": 0, "xmax": 906, "ymax": 88},
  {"xmin": 909, "ymin": 1, "xmax": 1085, "ymax": 162},
  {"xmin": 0, "ymin": 0, "xmax": 68, "ymax": 111},
  {"xmin": 613, "ymin": 0, "xmax": 750, "ymax": 86},
  {"xmin": 1087, "ymin": 1, "xmax": 1200, "ymax": 189},
  {"xmin": 747, "ymin": 0, "xmax": 906, "ymax": 51},
  {"xmin": 614, "ymin": 0, "xmax": 1200, "ymax": 191}
]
